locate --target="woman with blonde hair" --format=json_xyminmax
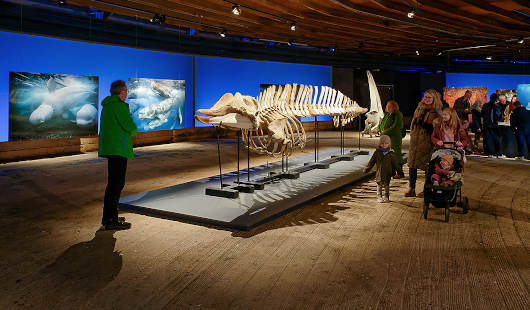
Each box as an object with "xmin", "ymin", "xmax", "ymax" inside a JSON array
[
  {"xmin": 405, "ymin": 89, "xmax": 442, "ymax": 197},
  {"xmin": 431, "ymin": 107, "xmax": 469, "ymax": 150}
]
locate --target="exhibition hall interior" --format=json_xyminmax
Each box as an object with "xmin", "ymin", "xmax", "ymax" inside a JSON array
[{"xmin": 0, "ymin": 0, "xmax": 529, "ymax": 309}]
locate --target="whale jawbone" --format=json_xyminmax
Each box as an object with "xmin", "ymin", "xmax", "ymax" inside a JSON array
[{"xmin": 29, "ymin": 104, "xmax": 54, "ymax": 125}]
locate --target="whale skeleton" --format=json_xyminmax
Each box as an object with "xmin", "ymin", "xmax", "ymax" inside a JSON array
[{"xmin": 195, "ymin": 84, "xmax": 368, "ymax": 156}]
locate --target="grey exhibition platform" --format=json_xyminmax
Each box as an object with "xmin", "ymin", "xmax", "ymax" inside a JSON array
[{"xmin": 119, "ymin": 148, "xmax": 374, "ymax": 230}]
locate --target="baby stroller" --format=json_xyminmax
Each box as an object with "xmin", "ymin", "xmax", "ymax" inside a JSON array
[{"xmin": 423, "ymin": 142, "xmax": 469, "ymax": 222}]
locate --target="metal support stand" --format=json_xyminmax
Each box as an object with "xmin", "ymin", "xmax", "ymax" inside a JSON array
[
  {"xmin": 236, "ymin": 130, "xmax": 264, "ymax": 190},
  {"xmin": 358, "ymin": 115, "xmax": 361, "ymax": 150},
  {"xmin": 237, "ymin": 130, "xmax": 240, "ymax": 184},
  {"xmin": 339, "ymin": 115, "xmax": 344, "ymax": 155},
  {"xmin": 216, "ymin": 127, "xmax": 223, "ymax": 188},
  {"xmin": 205, "ymin": 127, "xmax": 239, "ymax": 198},
  {"xmin": 270, "ymin": 150, "xmax": 298, "ymax": 179},
  {"xmin": 247, "ymin": 130, "xmax": 250, "ymax": 182},
  {"xmin": 231, "ymin": 130, "xmax": 254, "ymax": 193},
  {"xmin": 331, "ymin": 115, "xmax": 355, "ymax": 161},
  {"xmin": 314, "ymin": 116, "xmax": 318, "ymax": 162},
  {"xmin": 304, "ymin": 116, "xmax": 329, "ymax": 169}
]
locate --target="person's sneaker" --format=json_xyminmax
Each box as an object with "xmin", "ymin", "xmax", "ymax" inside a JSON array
[
  {"xmin": 393, "ymin": 174, "xmax": 402, "ymax": 179},
  {"xmin": 377, "ymin": 196, "xmax": 384, "ymax": 203},
  {"xmin": 382, "ymin": 196, "xmax": 390, "ymax": 203},
  {"xmin": 404, "ymin": 189, "xmax": 416, "ymax": 197},
  {"xmin": 416, "ymin": 191, "xmax": 424, "ymax": 198},
  {"xmin": 104, "ymin": 220, "xmax": 131, "ymax": 230},
  {"xmin": 488, "ymin": 155, "xmax": 493, "ymax": 158},
  {"xmin": 497, "ymin": 155, "xmax": 506, "ymax": 159}
]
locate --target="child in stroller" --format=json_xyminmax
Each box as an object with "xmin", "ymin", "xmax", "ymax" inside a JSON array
[
  {"xmin": 423, "ymin": 142, "xmax": 469, "ymax": 222},
  {"xmin": 431, "ymin": 153, "xmax": 462, "ymax": 187}
]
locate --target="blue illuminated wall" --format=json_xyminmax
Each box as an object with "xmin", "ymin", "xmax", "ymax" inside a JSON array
[
  {"xmin": 446, "ymin": 73, "xmax": 530, "ymax": 99},
  {"xmin": 195, "ymin": 56, "xmax": 332, "ymax": 126},
  {"xmin": 0, "ymin": 30, "xmax": 194, "ymax": 142}
]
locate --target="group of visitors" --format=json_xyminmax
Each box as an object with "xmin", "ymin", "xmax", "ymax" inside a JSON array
[
  {"xmin": 366, "ymin": 88, "xmax": 530, "ymax": 202},
  {"xmin": 480, "ymin": 93, "xmax": 530, "ymax": 159}
]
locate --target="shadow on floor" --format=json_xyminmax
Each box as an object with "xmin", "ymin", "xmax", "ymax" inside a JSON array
[{"xmin": 11, "ymin": 230, "xmax": 123, "ymax": 308}]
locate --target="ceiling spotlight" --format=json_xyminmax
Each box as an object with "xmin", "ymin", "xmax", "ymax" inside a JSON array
[
  {"xmin": 56, "ymin": 0, "xmax": 66, "ymax": 4},
  {"xmin": 486, "ymin": 56, "xmax": 493, "ymax": 60},
  {"xmin": 290, "ymin": 22, "xmax": 296, "ymax": 31},
  {"xmin": 219, "ymin": 29, "xmax": 226, "ymax": 38},
  {"xmin": 415, "ymin": 50, "xmax": 420, "ymax": 55},
  {"xmin": 437, "ymin": 52, "xmax": 442, "ymax": 56},
  {"xmin": 407, "ymin": 8, "xmax": 416, "ymax": 19},
  {"xmin": 232, "ymin": 4, "xmax": 241, "ymax": 15},
  {"xmin": 329, "ymin": 47, "xmax": 335, "ymax": 53},
  {"xmin": 518, "ymin": 38, "xmax": 524, "ymax": 44},
  {"xmin": 150, "ymin": 13, "xmax": 165, "ymax": 24}
]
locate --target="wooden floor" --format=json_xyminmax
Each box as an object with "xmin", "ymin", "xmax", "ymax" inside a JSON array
[{"xmin": 0, "ymin": 132, "xmax": 529, "ymax": 310}]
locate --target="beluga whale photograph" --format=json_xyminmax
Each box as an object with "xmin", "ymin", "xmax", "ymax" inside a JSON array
[
  {"xmin": 127, "ymin": 77, "xmax": 185, "ymax": 131},
  {"xmin": 8, "ymin": 72, "xmax": 99, "ymax": 141}
]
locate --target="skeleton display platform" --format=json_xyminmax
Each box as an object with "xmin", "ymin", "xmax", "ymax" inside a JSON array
[{"xmin": 119, "ymin": 148, "xmax": 374, "ymax": 230}]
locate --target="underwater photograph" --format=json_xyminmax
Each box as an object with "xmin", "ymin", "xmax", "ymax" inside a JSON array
[
  {"xmin": 9, "ymin": 72, "xmax": 99, "ymax": 141},
  {"xmin": 128, "ymin": 78, "xmax": 185, "ymax": 132},
  {"xmin": 516, "ymin": 84, "xmax": 530, "ymax": 110}
]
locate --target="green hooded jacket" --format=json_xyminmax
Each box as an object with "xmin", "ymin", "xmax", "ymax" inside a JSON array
[{"xmin": 98, "ymin": 95, "xmax": 138, "ymax": 159}]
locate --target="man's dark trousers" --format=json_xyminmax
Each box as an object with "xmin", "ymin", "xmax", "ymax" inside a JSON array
[
  {"xmin": 103, "ymin": 155, "xmax": 127, "ymax": 225},
  {"xmin": 484, "ymin": 127, "xmax": 502, "ymax": 156},
  {"xmin": 515, "ymin": 129, "xmax": 530, "ymax": 158}
]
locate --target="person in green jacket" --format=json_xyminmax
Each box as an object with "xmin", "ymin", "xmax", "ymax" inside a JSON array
[
  {"xmin": 378, "ymin": 100, "xmax": 405, "ymax": 178},
  {"xmin": 99, "ymin": 80, "xmax": 138, "ymax": 230}
]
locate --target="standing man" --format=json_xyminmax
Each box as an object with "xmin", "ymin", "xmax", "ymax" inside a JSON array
[
  {"xmin": 510, "ymin": 100, "xmax": 530, "ymax": 160},
  {"xmin": 497, "ymin": 94, "xmax": 518, "ymax": 157},
  {"xmin": 99, "ymin": 80, "xmax": 137, "ymax": 230},
  {"xmin": 481, "ymin": 93, "xmax": 503, "ymax": 158},
  {"xmin": 453, "ymin": 90, "xmax": 472, "ymax": 124}
]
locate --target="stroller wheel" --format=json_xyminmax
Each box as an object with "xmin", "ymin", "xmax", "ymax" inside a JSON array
[
  {"xmin": 444, "ymin": 203, "xmax": 450, "ymax": 222},
  {"xmin": 423, "ymin": 202, "xmax": 429, "ymax": 219},
  {"xmin": 463, "ymin": 196, "xmax": 469, "ymax": 214}
]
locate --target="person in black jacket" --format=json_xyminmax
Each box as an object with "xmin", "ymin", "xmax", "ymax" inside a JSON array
[
  {"xmin": 469, "ymin": 99, "xmax": 483, "ymax": 153},
  {"xmin": 454, "ymin": 90, "xmax": 472, "ymax": 124},
  {"xmin": 481, "ymin": 93, "xmax": 503, "ymax": 157},
  {"xmin": 510, "ymin": 100, "xmax": 530, "ymax": 160}
]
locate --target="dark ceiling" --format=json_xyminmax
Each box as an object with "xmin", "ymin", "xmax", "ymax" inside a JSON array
[{"xmin": 1, "ymin": 0, "xmax": 529, "ymax": 73}]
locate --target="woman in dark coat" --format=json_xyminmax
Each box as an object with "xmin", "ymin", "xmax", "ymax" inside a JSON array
[
  {"xmin": 405, "ymin": 89, "xmax": 442, "ymax": 197},
  {"xmin": 379, "ymin": 100, "xmax": 404, "ymax": 178},
  {"xmin": 510, "ymin": 99, "xmax": 530, "ymax": 160}
]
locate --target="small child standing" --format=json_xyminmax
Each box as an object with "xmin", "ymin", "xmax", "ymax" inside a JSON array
[{"xmin": 364, "ymin": 135, "xmax": 399, "ymax": 203}]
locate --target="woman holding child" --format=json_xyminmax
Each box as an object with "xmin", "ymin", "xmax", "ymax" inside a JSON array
[{"xmin": 405, "ymin": 89, "xmax": 442, "ymax": 197}]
